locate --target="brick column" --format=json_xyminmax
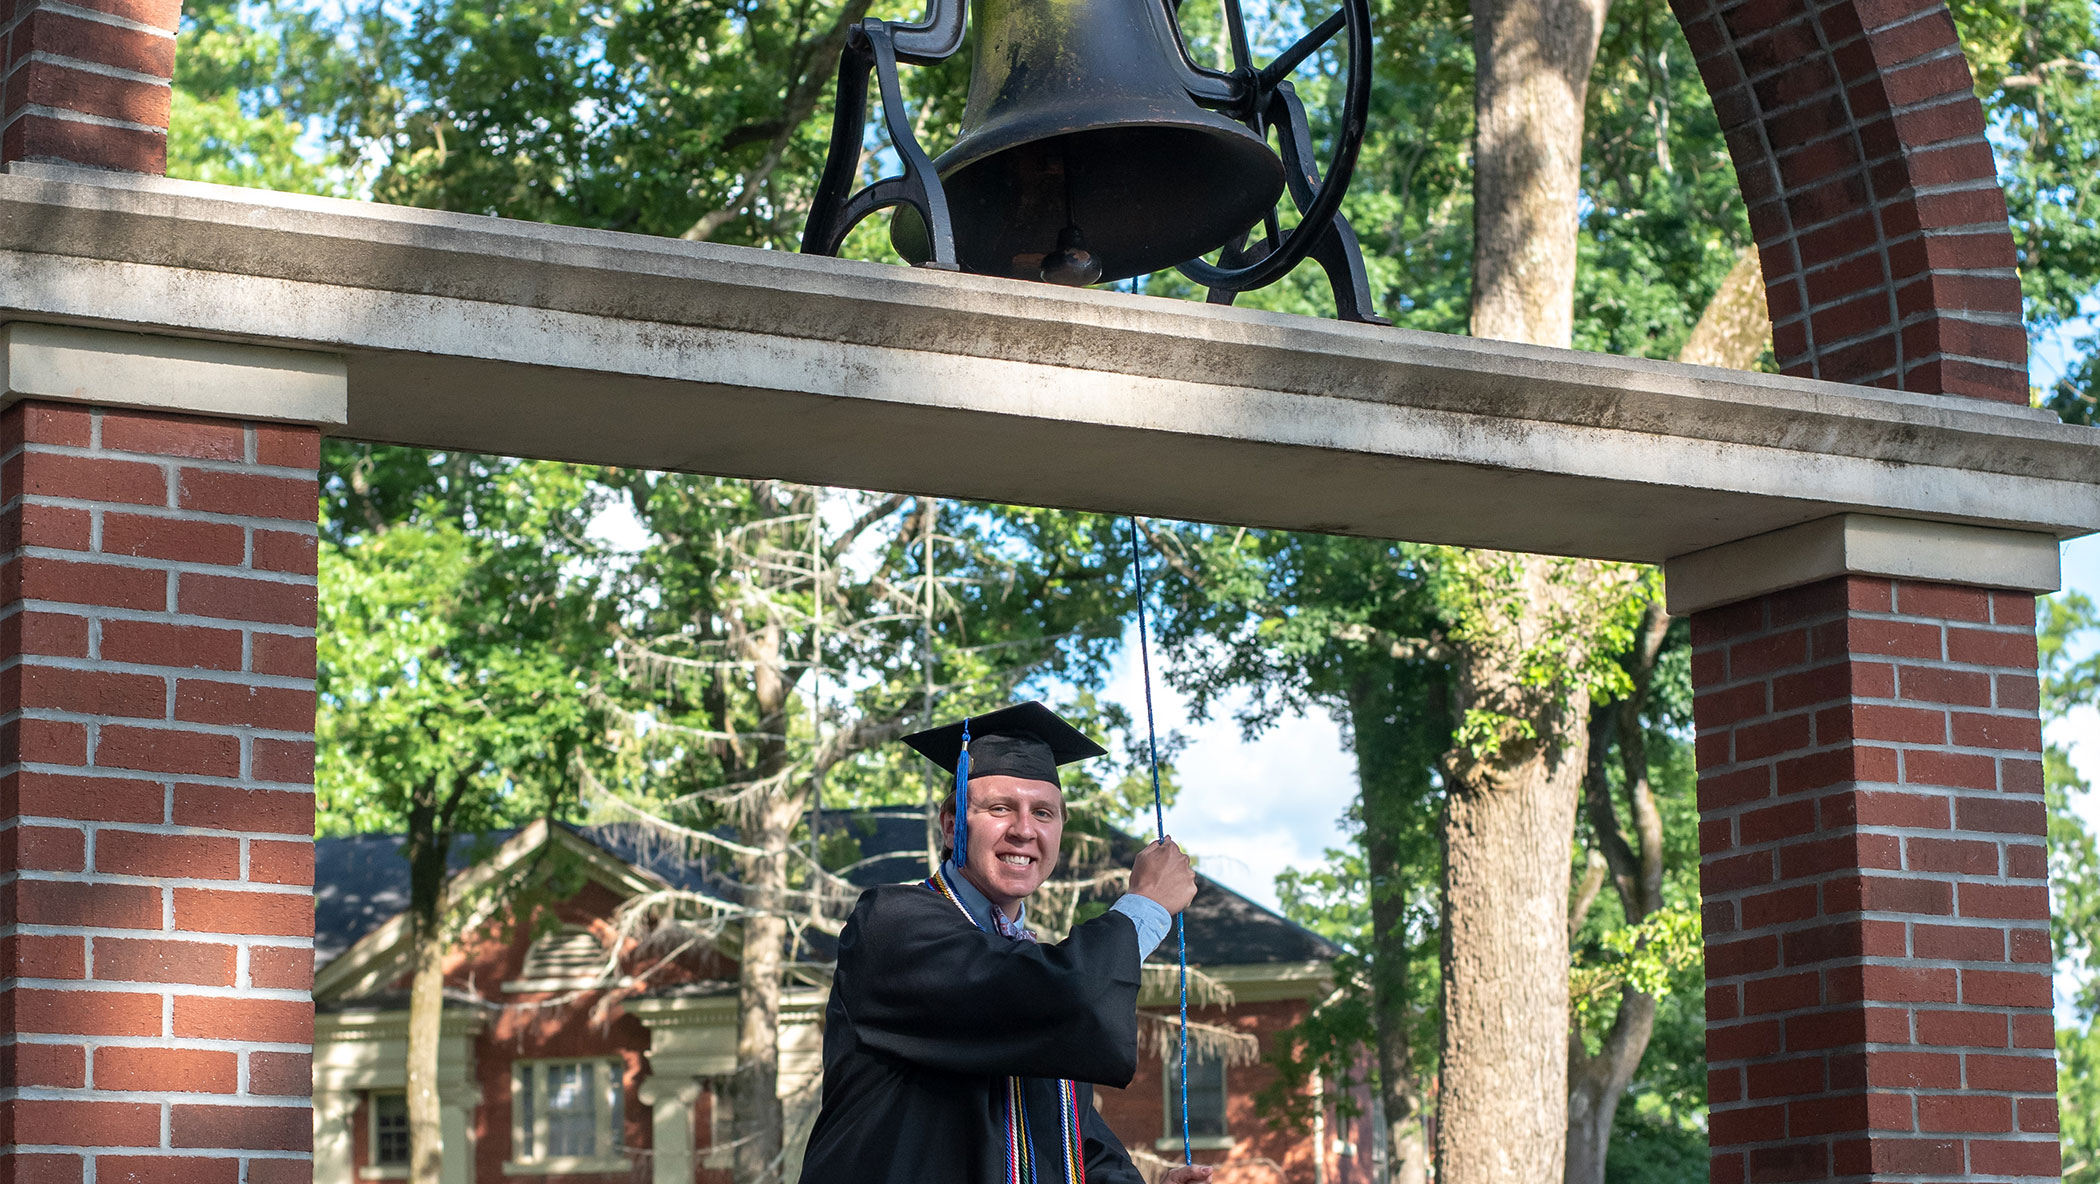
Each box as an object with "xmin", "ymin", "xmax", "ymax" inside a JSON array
[
  {"xmin": 0, "ymin": 0, "xmax": 179, "ymax": 174},
  {"xmin": 0, "ymin": 324, "xmax": 343, "ymax": 1184},
  {"xmin": 1673, "ymin": 518, "xmax": 2062, "ymax": 1184}
]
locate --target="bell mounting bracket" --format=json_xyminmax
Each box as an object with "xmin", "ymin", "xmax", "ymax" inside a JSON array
[{"xmin": 800, "ymin": 0, "xmax": 1385, "ymax": 324}]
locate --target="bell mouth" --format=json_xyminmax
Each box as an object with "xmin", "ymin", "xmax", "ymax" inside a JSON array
[{"xmin": 893, "ymin": 116, "xmax": 1285, "ymax": 285}]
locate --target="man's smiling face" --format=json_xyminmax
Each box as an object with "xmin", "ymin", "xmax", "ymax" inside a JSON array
[{"xmin": 943, "ymin": 774, "xmax": 1065, "ymax": 917}]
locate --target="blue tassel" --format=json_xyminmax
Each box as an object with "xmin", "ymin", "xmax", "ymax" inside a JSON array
[{"xmin": 953, "ymin": 720, "xmax": 972, "ymax": 864}]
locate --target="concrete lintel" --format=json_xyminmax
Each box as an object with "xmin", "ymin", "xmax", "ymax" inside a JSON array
[
  {"xmin": 0, "ymin": 165, "xmax": 2096, "ymax": 561},
  {"xmin": 1663, "ymin": 515, "xmax": 2063, "ymax": 615},
  {"xmin": 0, "ymin": 321, "xmax": 347, "ymax": 427}
]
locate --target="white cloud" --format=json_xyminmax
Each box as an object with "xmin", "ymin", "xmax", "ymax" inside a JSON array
[{"xmin": 1100, "ymin": 628, "xmax": 1358, "ymax": 912}]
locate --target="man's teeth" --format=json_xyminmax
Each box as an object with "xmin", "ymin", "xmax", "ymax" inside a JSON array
[{"xmin": 999, "ymin": 854, "xmax": 1035, "ymax": 866}]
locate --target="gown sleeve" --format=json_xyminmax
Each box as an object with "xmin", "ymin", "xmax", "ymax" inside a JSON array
[
  {"xmin": 834, "ymin": 885, "xmax": 1142, "ymax": 1085},
  {"xmin": 1079, "ymin": 1089, "xmax": 1147, "ymax": 1184}
]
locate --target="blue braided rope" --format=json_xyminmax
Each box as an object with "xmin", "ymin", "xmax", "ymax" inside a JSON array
[
  {"xmin": 954, "ymin": 720, "xmax": 972, "ymax": 864},
  {"xmin": 1126, "ymin": 516, "xmax": 1190, "ymax": 1168}
]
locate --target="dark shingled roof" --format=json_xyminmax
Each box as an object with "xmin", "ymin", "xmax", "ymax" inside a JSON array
[{"xmin": 314, "ymin": 810, "xmax": 1338, "ymax": 972}]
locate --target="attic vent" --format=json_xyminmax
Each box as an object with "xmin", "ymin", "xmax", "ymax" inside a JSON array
[{"xmin": 518, "ymin": 926, "xmax": 612, "ymax": 986}]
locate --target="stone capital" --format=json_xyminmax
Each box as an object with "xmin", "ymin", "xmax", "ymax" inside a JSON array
[
  {"xmin": 638, "ymin": 1076, "xmax": 704, "ymax": 1108},
  {"xmin": 0, "ymin": 321, "xmax": 347, "ymax": 428},
  {"xmin": 1663, "ymin": 513, "xmax": 2061, "ymax": 615}
]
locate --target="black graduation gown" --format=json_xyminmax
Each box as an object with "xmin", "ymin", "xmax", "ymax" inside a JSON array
[{"xmin": 798, "ymin": 883, "xmax": 1149, "ymax": 1183}]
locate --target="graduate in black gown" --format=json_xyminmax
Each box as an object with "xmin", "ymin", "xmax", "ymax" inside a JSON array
[{"xmin": 799, "ymin": 702, "xmax": 1213, "ymax": 1184}]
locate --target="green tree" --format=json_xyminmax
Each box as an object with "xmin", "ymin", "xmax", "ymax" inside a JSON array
[
  {"xmin": 317, "ymin": 449, "xmax": 612, "ymax": 1184},
  {"xmin": 1151, "ymin": 529, "xmax": 1447, "ymax": 1184},
  {"xmin": 583, "ymin": 487, "xmax": 1159, "ymax": 1179},
  {"xmin": 2044, "ymin": 592, "xmax": 2100, "ymax": 1183},
  {"xmin": 1940, "ymin": 0, "xmax": 2100, "ymax": 420}
]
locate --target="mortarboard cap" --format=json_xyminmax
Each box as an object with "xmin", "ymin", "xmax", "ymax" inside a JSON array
[
  {"xmin": 904, "ymin": 702, "xmax": 1106, "ymax": 865},
  {"xmin": 902, "ymin": 701, "xmax": 1107, "ymax": 789}
]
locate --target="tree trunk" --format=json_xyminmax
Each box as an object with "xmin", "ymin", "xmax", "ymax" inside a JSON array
[
  {"xmin": 1446, "ymin": 0, "xmax": 1609, "ymax": 1173},
  {"xmin": 1436, "ymin": 559, "xmax": 1603, "ymax": 1183},
  {"xmin": 1469, "ymin": 0, "xmax": 1609, "ymax": 351},
  {"xmin": 1564, "ymin": 993, "xmax": 1656, "ymax": 1184},
  {"xmin": 1348, "ymin": 672, "xmax": 1436, "ymax": 1184},
  {"xmin": 729, "ymin": 610, "xmax": 795, "ymax": 1183},
  {"xmin": 403, "ymin": 798, "xmax": 452, "ymax": 1184},
  {"xmin": 731, "ymin": 795, "xmax": 795, "ymax": 1182},
  {"xmin": 1436, "ymin": 683, "xmax": 1589, "ymax": 1182},
  {"xmin": 1674, "ymin": 247, "xmax": 1771, "ymax": 370}
]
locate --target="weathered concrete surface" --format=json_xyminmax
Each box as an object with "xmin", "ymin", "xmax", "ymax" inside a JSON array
[{"xmin": 0, "ymin": 163, "xmax": 2093, "ymax": 563}]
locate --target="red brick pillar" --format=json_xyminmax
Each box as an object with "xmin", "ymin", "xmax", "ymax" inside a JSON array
[
  {"xmin": 0, "ymin": 0, "xmax": 179, "ymax": 173},
  {"xmin": 1679, "ymin": 521, "xmax": 2061, "ymax": 1182},
  {"xmin": 0, "ymin": 327, "xmax": 340, "ymax": 1183}
]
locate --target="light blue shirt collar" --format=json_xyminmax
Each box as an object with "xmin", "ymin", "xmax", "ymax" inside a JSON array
[{"xmin": 940, "ymin": 859, "xmax": 1027, "ymax": 931}]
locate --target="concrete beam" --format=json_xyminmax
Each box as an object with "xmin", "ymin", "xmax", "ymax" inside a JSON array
[
  {"xmin": 1662, "ymin": 515, "xmax": 2064, "ymax": 614},
  {"xmin": 0, "ymin": 163, "xmax": 2094, "ymax": 563}
]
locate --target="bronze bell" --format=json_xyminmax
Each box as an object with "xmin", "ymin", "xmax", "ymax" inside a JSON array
[{"xmin": 887, "ymin": 0, "xmax": 1284, "ymax": 284}]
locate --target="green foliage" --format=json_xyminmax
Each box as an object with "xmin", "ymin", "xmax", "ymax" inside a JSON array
[
  {"xmin": 1569, "ymin": 905, "xmax": 1700, "ymax": 1025},
  {"xmin": 1939, "ymin": 0, "xmax": 2100, "ymax": 416},
  {"xmin": 1577, "ymin": 0, "xmax": 1755, "ymax": 359},
  {"xmin": 2045, "ymin": 592, "xmax": 2100, "ymax": 1184},
  {"xmin": 315, "ymin": 447, "xmax": 613, "ymax": 837},
  {"xmin": 2064, "ymin": 1019, "xmax": 2100, "ymax": 1184},
  {"xmin": 1601, "ymin": 1098, "xmax": 1708, "ymax": 1184}
]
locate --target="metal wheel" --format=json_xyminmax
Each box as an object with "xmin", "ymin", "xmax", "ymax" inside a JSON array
[{"xmin": 1174, "ymin": 0, "xmax": 1374, "ymax": 294}]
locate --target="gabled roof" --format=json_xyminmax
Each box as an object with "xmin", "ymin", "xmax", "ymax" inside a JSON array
[
  {"xmin": 314, "ymin": 820, "xmax": 731, "ymax": 967},
  {"xmin": 313, "ymin": 809, "xmax": 1340, "ymax": 984}
]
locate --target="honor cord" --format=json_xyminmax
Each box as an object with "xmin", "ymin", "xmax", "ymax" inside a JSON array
[{"xmin": 1127, "ymin": 516, "xmax": 1190, "ymax": 1167}]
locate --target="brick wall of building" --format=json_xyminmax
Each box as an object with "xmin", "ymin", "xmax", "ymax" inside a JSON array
[
  {"xmin": 0, "ymin": 400, "xmax": 320, "ymax": 1184},
  {"xmin": 1096, "ymin": 996, "xmax": 1347, "ymax": 1184},
  {"xmin": 1694, "ymin": 574, "xmax": 2056, "ymax": 1181}
]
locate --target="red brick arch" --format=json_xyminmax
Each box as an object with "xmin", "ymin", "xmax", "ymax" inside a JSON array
[{"xmin": 1671, "ymin": 0, "xmax": 2029, "ymax": 402}]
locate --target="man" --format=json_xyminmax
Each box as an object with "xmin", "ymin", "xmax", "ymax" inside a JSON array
[{"xmin": 799, "ymin": 702, "xmax": 1213, "ymax": 1183}]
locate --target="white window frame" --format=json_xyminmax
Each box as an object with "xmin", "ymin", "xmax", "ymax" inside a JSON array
[
  {"xmin": 359, "ymin": 1090, "xmax": 411, "ymax": 1181},
  {"xmin": 1155, "ymin": 1052, "xmax": 1236, "ymax": 1153},
  {"xmin": 505, "ymin": 1058, "xmax": 627, "ymax": 1175}
]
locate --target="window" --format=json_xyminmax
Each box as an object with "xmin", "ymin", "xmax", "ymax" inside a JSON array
[
  {"xmin": 368, "ymin": 1092, "xmax": 409, "ymax": 1177},
  {"xmin": 1164, "ymin": 1053, "xmax": 1230, "ymax": 1143},
  {"xmin": 510, "ymin": 1060, "xmax": 625, "ymax": 1173},
  {"xmin": 701, "ymin": 1080, "xmax": 732, "ymax": 1170}
]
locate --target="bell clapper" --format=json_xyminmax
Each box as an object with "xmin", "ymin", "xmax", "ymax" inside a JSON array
[
  {"xmin": 1040, "ymin": 225, "xmax": 1104, "ymax": 286},
  {"xmin": 1039, "ymin": 143, "xmax": 1104, "ymax": 286}
]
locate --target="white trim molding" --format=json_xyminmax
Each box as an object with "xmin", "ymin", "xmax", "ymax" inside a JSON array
[
  {"xmin": 629, "ymin": 987, "xmax": 830, "ymax": 1184},
  {"xmin": 1663, "ymin": 513, "xmax": 2063, "ymax": 615},
  {"xmin": 0, "ymin": 320, "xmax": 347, "ymax": 426},
  {"xmin": 1142, "ymin": 960, "xmax": 1333, "ymax": 1006},
  {"xmin": 313, "ymin": 1008, "xmax": 488, "ymax": 1184}
]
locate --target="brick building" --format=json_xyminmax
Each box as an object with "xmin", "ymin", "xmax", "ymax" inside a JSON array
[{"xmin": 309, "ymin": 810, "xmax": 1371, "ymax": 1184}]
